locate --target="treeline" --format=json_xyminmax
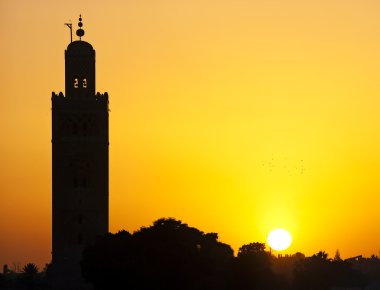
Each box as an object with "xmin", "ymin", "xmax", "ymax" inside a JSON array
[
  {"xmin": 81, "ymin": 218, "xmax": 380, "ymax": 290},
  {"xmin": 1, "ymin": 218, "xmax": 380, "ymax": 289},
  {"xmin": 0, "ymin": 263, "xmax": 51, "ymax": 289}
]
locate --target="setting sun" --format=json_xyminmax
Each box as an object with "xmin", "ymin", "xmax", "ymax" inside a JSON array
[{"xmin": 267, "ymin": 229, "xmax": 292, "ymax": 251}]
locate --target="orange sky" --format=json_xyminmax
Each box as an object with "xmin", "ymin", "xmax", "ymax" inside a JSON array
[{"xmin": 1, "ymin": 0, "xmax": 380, "ymax": 268}]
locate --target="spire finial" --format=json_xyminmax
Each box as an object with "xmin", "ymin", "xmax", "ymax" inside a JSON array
[{"xmin": 76, "ymin": 14, "xmax": 85, "ymax": 40}]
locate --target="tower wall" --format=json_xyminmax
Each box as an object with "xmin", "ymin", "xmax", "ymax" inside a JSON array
[{"xmin": 52, "ymin": 39, "xmax": 108, "ymax": 290}]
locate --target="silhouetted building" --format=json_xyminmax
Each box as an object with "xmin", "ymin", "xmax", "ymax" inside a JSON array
[{"xmin": 52, "ymin": 16, "xmax": 109, "ymax": 290}]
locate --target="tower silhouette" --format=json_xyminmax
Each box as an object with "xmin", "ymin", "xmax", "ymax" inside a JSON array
[{"xmin": 52, "ymin": 16, "xmax": 109, "ymax": 290}]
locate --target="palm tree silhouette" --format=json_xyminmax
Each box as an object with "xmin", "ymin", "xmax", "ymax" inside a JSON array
[{"xmin": 22, "ymin": 263, "xmax": 39, "ymax": 275}]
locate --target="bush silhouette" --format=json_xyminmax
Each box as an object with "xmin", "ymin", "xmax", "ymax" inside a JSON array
[{"xmin": 82, "ymin": 218, "xmax": 233, "ymax": 290}]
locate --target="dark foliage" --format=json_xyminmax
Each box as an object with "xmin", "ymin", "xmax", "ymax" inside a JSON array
[
  {"xmin": 2, "ymin": 222, "xmax": 380, "ymax": 290},
  {"xmin": 19, "ymin": 263, "xmax": 39, "ymax": 289},
  {"xmin": 0, "ymin": 273, "xmax": 6, "ymax": 288},
  {"xmin": 22, "ymin": 263, "xmax": 39, "ymax": 276},
  {"xmin": 228, "ymin": 242, "xmax": 287, "ymax": 290},
  {"xmin": 81, "ymin": 218, "xmax": 234, "ymax": 290},
  {"xmin": 79, "ymin": 218, "xmax": 380, "ymax": 290},
  {"xmin": 293, "ymin": 251, "xmax": 366, "ymax": 290},
  {"xmin": 0, "ymin": 262, "xmax": 51, "ymax": 290}
]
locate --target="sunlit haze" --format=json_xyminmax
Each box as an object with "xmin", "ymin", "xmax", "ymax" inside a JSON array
[{"xmin": 1, "ymin": 0, "xmax": 380, "ymax": 268}]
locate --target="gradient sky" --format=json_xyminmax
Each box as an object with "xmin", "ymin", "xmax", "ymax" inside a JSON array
[{"xmin": 1, "ymin": 0, "xmax": 380, "ymax": 268}]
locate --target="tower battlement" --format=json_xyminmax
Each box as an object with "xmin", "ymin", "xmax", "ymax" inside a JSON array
[{"xmin": 52, "ymin": 91, "xmax": 109, "ymax": 99}]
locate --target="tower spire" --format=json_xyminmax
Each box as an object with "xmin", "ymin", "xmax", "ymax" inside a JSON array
[{"xmin": 76, "ymin": 14, "xmax": 85, "ymax": 40}]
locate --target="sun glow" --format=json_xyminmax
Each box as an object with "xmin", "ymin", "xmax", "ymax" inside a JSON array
[{"xmin": 267, "ymin": 229, "xmax": 292, "ymax": 251}]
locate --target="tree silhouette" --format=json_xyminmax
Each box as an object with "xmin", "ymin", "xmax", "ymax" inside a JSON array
[
  {"xmin": 80, "ymin": 218, "xmax": 376, "ymax": 289},
  {"xmin": 293, "ymin": 251, "xmax": 366, "ymax": 290},
  {"xmin": 20, "ymin": 263, "xmax": 39, "ymax": 290},
  {"xmin": 22, "ymin": 263, "xmax": 39, "ymax": 275},
  {"xmin": 81, "ymin": 230, "xmax": 133, "ymax": 290},
  {"xmin": 0, "ymin": 272, "xmax": 6, "ymax": 288},
  {"xmin": 2, "ymin": 264, "xmax": 10, "ymax": 275},
  {"xmin": 334, "ymin": 249, "xmax": 342, "ymax": 261},
  {"xmin": 237, "ymin": 242, "xmax": 267, "ymax": 257},
  {"xmin": 228, "ymin": 242, "xmax": 282, "ymax": 290},
  {"xmin": 82, "ymin": 218, "xmax": 233, "ymax": 290}
]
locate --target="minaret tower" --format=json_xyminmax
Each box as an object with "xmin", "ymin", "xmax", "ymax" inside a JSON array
[{"xmin": 52, "ymin": 16, "xmax": 109, "ymax": 290}]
